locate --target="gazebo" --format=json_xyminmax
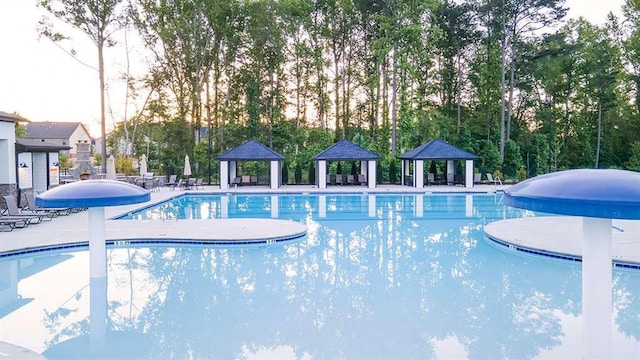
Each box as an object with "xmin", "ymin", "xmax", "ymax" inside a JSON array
[
  {"xmin": 217, "ymin": 139, "xmax": 284, "ymax": 190},
  {"xmin": 313, "ymin": 139, "xmax": 380, "ymax": 189},
  {"xmin": 399, "ymin": 139, "xmax": 479, "ymax": 188}
]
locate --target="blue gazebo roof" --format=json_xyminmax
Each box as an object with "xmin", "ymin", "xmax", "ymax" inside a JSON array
[
  {"xmin": 504, "ymin": 169, "xmax": 640, "ymax": 219},
  {"xmin": 313, "ymin": 139, "xmax": 380, "ymax": 161},
  {"xmin": 217, "ymin": 139, "xmax": 284, "ymax": 161},
  {"xmin": 398, "ymin": 139, "xmax": 478, "ymax": 160}
]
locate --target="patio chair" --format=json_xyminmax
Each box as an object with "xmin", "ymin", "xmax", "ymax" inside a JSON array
[
  {"xmin": 195, "ymin": 178, "xmax": 204, "ymax": 190},
  {"xmin": 474, "ymin": 173, "xmax": 482, "ymax": 184},
  {"xmin": 335, "ymin": 174, "xmax": 343, "ymax": 186},
  {"xmin": 25, "ymin": 190, "xmax": 72, "ymax": 216},
  {"xmin": 326, "ymin": 174, "xmax": 333, "ymax": 185},
  {"xmin": 250, "ymin": 175, "xmax": 258, "ymax": 185},
  {"xmin": 486, "ymin": 173, "xmax": 502, "ymax": 185},
  {"xmin": 241, "ymin": 175, "xmax": 251, "ymax": 185},
  {"xmin": 2, "ymin": 195, "xmax": 46, "ymax": 224},
  {"xmin": 347, "ymin": 175, "xmax": 354, "ymax": 185},
  {"xmin": 166, "ymin": 174, "xmax": 178, "ymax": 188},
  {"xmin": 231, "ymin": 177, "xmax": 241, "ymax": 187},
  {"xmin": 427, "ymin": 173, "xmax": 435, "ymax": 186},
  {"xmin": 358, "ymin": 174, "xmax": 366, "ymax": 185}
]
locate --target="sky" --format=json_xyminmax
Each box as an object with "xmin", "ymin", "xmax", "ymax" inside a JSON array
[{"xmin": 0, "ymin": 0, "xmax": 628, "ymax": 138}]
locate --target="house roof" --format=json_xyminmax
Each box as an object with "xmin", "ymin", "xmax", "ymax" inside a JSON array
[
  {"xmin": 24, "ymin": 122, "xmax": 89, "ymax": 139},
  {"xmin": 0, "ymin": 111, "xmax": 28, "ymax": 123},
  {"xmin": 16, "ymin": 138, "xmax": 72, "ymax": 153},
  {"xmin": 217, "ymin": 139, "xmax": 285, "ymax": 161},
  {"xmin": 313, "ymin": 139, "xmax": 380, "ymax": 161},
  {"xmin": 398, "ymin": 139, "xmax": 479, "ymax": 160}
]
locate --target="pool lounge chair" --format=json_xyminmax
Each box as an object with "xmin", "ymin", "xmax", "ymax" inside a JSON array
[
  {"xmin": 2, "ymin": 195, "xmax": 46, "ymax": 224},
  {"xmin": 0, "ymin": 215, "xmax": 29, "ymax": 231},
  {"xmin": 486, "ymin": 173, "xmax": 502, "ymax": 185},
  {"xmin": 24, "ymin": 190, "xmax": 72, "ymax": 216}
]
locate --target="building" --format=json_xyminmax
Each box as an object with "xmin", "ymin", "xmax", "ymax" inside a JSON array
[{"xmin": 23, "ymin": 122, "xmax": 91, "ymax": 158}]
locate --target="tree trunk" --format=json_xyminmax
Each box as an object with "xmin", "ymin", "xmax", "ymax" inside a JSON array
[
  {"xmin": 99, "ymin": 41, "xmax": 107, "ymax": 170},
  {"xmin": 595, "ymin": 101, "xmax": 602, "ymax": 168}
]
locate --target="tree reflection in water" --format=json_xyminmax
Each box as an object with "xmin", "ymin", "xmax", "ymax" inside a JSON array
[{"xmin": 0, "ymin": 194, "xmax": 637, "ymax": 359}]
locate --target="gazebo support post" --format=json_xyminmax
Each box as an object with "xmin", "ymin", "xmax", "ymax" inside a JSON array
[{"xmin": 582, "ymin": 217, "xmax": 612, "ymax": 359}]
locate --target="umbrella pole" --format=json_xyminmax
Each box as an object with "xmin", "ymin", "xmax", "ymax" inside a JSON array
[{"xmin": 582, "ymin": 217, "xmax": 612, "ymax": 359}]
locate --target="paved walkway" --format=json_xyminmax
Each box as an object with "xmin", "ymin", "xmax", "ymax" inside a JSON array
[{"xmin": 484, "ymin": 216, "xmax": 640, "ymax": 268}]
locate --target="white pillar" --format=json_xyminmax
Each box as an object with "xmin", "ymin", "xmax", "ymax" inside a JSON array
[
  {"xmin": 230, "ymin": 161, "xmax": 237, "ymax": 179},
  {"xmin": 582, "ymin": 217, "xmax": 612, "ymax": 360},
  {"xmin": 319, "ymin": 160, "xmax": 327, "ymax": 188},
  {"xmin": 89, "ymin": 207, "xmax": 106, "ymax": 278},
  {"xmin": 368, "ymin": 161, "xmax": 376, "ymax": 189},
  {"xmin": 401, "ymin": 160, "xmax": 406, "ymax": 185},
  {"xmin": 220, "ymin": 161, "xmax": 229, "ymax": 190},
  {"xmin": 270, "ymin": 160, "xmax": 279, "ymax": 189},
  {"xmin": 465, "ymin": 160, "xmax": 474, "ymax": 188},
  {"xmin": 447, "ymin": 160, "xmax": 455, "ymax": 185},
  {"xmin": 415, "ymin": 160, "xmax": 424, "ymax": 189}
]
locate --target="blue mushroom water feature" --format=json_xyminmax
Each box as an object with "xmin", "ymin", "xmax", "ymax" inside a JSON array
[
  {"xmin": 503, "ymin": 169, "xmax": 640, "ymax": 360},
  {"xmin": 37, "ymin": 180, "xmax": 150, "ymax": 356}
]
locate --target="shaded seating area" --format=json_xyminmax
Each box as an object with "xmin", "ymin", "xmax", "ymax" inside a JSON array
[
  {"xmin": 399, "ymin": 139, "xmax": 479, "ymax": 189},
  {"xmin": 313, "ymin": 139, "xmax": 380, "ymax": 189},
  {"xmin": 218, "ymin": 139, "xmax": 285, "ymax": 190}
]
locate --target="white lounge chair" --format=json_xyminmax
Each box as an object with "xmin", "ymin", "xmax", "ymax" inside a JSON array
[{"xmin": 486, "ymin": 173, "xmax": 502, "ymax": 185}]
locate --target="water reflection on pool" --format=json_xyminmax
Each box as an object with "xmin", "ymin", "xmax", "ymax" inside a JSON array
[{"xmin": 0, "ymin": 193, "xmax": 638, "ymax": 359}]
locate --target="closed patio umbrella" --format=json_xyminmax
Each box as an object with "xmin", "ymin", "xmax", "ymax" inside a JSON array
[
  {"xmin": 139, "ymin": 154, "xmax": 148, "ymax": 176},
  {"xmin": 106, "ymin": 155, "xmax": 116, "ymax": 180},
  {"xmin": 183, "ymin": 155, "xmax": 192, "ymax": 177}
]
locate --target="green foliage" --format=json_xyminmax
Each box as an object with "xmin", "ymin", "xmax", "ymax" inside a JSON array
[
  {"xmin": 294, "ymin": 162, "xmax": 302, "ymax": 184},
  {"xmin": 627, "ymin": 141, "xmax": 640, "ymax": 171},
  {"xmin": 476, "ymin": 140, "xmax": 500, "ymax": 175},
  {"xmin": 92, "ymin": 153, "xmax": 103, "ymax": 168},
  {"xmin": 15, "ymin": 123, "xmax": 27, "ymax": 138},
  {"xmin": 502, "ymin": 140, "xmax": 523, "ymax": 179},
  {"xmin": 307, "ymin": 161, "xmax": 315, "ymax": 184},
  {"xmin": 516, "ymin": 166, "xmax": 527, "ymax": 182},
  {"xmin": 388, "ymin": 158, "xmax": 398, "ymax": 184},
  {"xmin": 58, "ymin": 154, "xmax": 71, "ymax": 170},
  {"xmin": 115, "ymin": 156, "xmax": 133, "ymax": 175}
]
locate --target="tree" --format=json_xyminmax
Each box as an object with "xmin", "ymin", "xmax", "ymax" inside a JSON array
[{"xmin": 38, "ymin": 0, "xmax": 125, "ymax": 171}]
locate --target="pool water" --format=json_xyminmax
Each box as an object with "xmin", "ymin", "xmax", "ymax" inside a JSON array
[{"xmin": 1, "ymin": 193, "xmax": 638, "ymax": 359}]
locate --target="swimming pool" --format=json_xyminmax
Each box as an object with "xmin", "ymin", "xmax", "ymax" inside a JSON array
[{"xmin": 1, "ymin": 193, "xmax": 638, "ymax": 359}]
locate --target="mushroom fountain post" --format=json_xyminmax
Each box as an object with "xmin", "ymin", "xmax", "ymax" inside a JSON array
[
  {"xmin": 502, "ymin": 169, "xmax": 640, "ymax": 360},
  {"xmin": 37, "ymin": 180, "xmax": 150, "ymax": 355}
]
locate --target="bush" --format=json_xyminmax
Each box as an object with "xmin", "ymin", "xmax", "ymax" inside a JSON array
[
  {"xmin": 308, "ymin": 162, "xmax": 315, "ymax": 184},
  {"xmin": 295, "ymin": 162, "xmax": 302, "ymax": 184},
  {"xmin": 282, "ymin": 161, "xmax": 289, "ymax": 184},
  {"xmin": 516, "ymin": 166, "xmax": 527, "ymax": 182}
]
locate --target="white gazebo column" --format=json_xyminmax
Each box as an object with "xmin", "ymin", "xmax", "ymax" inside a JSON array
[
  {"xmin": 220, "ymin": 161, "xmax": 229, "ymax": 190},
  {"xmin": 415, "ymin": 160, "xmax": 424, "ymax": 189},
  {"xmin": 401, "ymin": 160, "xmax": 406, "ymax": 185},
  {"xmin": 229, "ymin": 161, "xmax": 237, "ymax": 180},
  {"xmin": 318, "ymin": 160, "xmax": 327, "ymax": 188},
  {"xmin": 465, "ymin": 160, "xmax": 474, "ymax": 188},
  {"xmin": 400, "ymin": 160, "xmax": 411, "ymax": 185},
  {"xmin": 270, "ymin": 160, "xmax": 279, "ymax": 189},
  {"xmin": 446, "ymin": 160, "xmax": 455, "ymax": 185},
  {"xmin": 582, "ymin": 217, "xmax": 612, "ymax": 360},
  {"xmin": 368, "ymin": 161, "xmax": 377, "ymax": 189}
]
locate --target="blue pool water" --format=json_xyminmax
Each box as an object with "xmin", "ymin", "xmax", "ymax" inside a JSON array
[{"xmin": 1, "ymin": 193, "xmax": 638, "ymax": 359}]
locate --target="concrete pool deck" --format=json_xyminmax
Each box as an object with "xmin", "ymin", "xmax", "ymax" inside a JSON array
[{"xmin": 2, "ymin": 183, "xmax": 638, "ymax": 269}]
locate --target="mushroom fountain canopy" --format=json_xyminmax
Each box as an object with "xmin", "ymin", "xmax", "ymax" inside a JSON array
[
  {"xmin": 503, "ymin": 169, "xmax": 640, "ymax": 219},
  {"xmin": 36, "ymin": 180, "xmax": 150, "ymax": 208}
]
